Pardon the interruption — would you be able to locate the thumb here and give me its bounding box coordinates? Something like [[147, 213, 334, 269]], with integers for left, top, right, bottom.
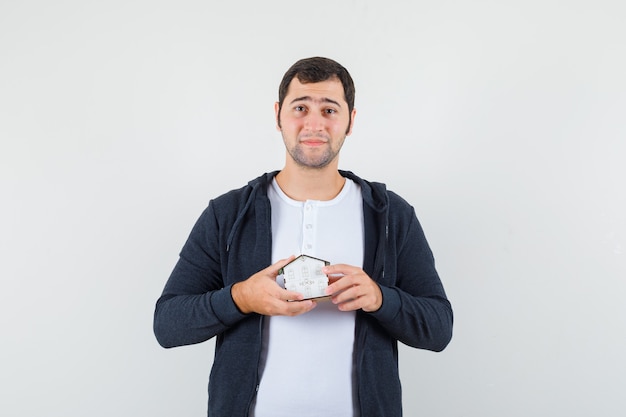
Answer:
[[268, 255, 296, 276]]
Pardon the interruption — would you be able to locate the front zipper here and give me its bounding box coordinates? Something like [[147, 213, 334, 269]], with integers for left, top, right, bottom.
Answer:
[[245, 315, 264, 415]]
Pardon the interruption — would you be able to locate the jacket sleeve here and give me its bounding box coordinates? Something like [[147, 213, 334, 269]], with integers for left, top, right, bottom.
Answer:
[[368, 205, 453, 352], [153, 202, 248, 348]]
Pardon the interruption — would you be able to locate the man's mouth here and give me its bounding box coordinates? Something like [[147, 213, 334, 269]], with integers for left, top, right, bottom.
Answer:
[[302, 140, 324, 146], [300, 137, 328, 146]]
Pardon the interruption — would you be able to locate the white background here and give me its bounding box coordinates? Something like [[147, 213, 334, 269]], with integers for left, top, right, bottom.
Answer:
[[1, 1, 625, 416]]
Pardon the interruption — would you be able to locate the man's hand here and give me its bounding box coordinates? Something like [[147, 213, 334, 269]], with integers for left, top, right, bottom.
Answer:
[[323, 264, 383, 312], [231, 256, 317, 316]]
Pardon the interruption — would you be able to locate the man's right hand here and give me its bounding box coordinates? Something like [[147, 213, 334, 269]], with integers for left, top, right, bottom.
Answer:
[[231, 256, 317, 316]]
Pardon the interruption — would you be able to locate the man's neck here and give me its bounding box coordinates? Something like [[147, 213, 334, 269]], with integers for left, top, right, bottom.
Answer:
[[275, 164, 346, 201]]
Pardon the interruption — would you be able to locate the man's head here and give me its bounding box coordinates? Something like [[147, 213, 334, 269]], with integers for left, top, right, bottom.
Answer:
[[276, 57, 355, 129], [274, 57, 357, 171]]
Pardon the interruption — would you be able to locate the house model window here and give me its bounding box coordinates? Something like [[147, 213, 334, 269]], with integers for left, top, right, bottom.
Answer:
[[278, 255, 330, 300]]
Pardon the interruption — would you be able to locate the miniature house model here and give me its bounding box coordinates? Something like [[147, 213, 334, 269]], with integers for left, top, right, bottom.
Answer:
[[279, 255, 330, 300]]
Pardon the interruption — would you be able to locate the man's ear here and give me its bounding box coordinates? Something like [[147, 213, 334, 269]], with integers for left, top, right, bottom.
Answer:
[[274, 102, 281, 130], [346, 108, 357, 136]]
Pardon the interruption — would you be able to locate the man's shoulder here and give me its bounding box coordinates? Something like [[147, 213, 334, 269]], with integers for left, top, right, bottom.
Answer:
[[209, 171, 276, 209], [385, 189, 413, 209], [342, 170, 413, 212]]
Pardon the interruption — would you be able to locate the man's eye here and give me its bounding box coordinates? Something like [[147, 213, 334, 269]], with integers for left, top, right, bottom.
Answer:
[[295, 106, 306, 112], [324, 108, 337, 114]]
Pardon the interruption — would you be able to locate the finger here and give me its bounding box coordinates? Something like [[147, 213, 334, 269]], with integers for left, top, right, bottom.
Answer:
[[266, 297, 316, 316], [266, 255, 297, 277], [325, 273, 359, 295], [284, 299, 316, 315], [336, 297, 367, 312], [271, 255, 296, 273], [329, 277, 373, 302], [330, 285, 358, 304], [281, 289, 305, 302], [332, 281, 382, 312], [323, 264, 356, 276]]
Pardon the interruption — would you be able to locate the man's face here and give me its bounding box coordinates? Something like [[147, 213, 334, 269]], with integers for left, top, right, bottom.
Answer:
[[275, 77, 356, 170]]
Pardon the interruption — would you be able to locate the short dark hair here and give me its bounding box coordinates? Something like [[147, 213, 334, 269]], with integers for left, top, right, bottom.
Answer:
[[277, 57, 356, 118]]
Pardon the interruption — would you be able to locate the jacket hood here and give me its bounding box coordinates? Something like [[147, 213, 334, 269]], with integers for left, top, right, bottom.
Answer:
[[226, 170, 389, 251], [246, 170, 389, 212]]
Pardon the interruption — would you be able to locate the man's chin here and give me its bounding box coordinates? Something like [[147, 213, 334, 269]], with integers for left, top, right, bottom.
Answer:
[[290, 149, 336, 169], [295, 160, 332, 170]]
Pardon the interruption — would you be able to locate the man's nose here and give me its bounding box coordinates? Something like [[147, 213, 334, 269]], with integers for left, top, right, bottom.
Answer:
[[304, 112, 324, 131]]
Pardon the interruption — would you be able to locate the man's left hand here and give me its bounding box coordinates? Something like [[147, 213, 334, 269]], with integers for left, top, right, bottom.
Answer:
[[323, 264, 382, 312]]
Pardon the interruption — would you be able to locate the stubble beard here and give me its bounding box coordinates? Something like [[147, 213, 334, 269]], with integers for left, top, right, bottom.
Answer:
[[286, 135, 345, 169]]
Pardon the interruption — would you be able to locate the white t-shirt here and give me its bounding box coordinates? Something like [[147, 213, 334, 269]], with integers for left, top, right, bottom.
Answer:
[[250, 178, 364, 417]]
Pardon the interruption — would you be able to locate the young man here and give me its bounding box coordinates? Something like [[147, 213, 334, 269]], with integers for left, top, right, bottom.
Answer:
[[154, 57, 453, 417]]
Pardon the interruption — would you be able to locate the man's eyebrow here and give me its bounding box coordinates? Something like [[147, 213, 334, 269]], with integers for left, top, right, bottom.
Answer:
[[289, 96, 342, 107]]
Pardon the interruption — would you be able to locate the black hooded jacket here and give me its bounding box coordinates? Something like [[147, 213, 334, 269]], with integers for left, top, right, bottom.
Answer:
[[154, 170, 453, 416]]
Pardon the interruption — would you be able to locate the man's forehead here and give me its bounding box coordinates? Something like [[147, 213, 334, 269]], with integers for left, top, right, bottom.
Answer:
[[285, 77, 346, 104]]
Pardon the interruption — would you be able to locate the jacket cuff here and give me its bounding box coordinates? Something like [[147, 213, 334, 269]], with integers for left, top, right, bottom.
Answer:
[[368, 285, 401, 322], [209, 284, 248, 327]]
